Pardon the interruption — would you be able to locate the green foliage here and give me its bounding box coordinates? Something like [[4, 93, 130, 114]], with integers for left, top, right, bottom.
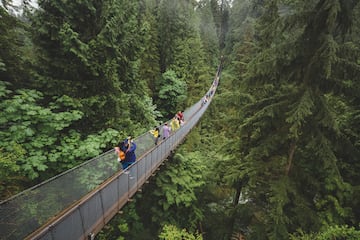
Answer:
[[138, 10, 161, 97], [159, 224, 203, 240], [196, 0, 220, 68], [218, 0, 360, 239], [0, 6, 30, 88], [0, 81, 122, 191], [96, 200, 150, 240], [290, 225, 360, 240], [30, 0, 157, 134], [157, 0, 215, 108], [2, 0, 221, 237], [0, 144, 25, 199], [157, 70, 187, 118], [123, 150, 207, 239], [0, 82, 81, 179]]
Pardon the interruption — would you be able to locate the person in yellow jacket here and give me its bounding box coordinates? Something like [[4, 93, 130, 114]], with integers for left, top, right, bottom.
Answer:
[[149, 127, 160, 145], [170, 117, 180, 132]]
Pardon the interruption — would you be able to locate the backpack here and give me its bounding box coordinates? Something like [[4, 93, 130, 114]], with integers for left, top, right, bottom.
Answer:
[[118, 150, 126, 161], [115, 146, 126, 161]]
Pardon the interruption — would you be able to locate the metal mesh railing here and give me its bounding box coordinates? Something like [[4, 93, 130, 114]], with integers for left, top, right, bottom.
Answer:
[[0, 65, 222, 240]]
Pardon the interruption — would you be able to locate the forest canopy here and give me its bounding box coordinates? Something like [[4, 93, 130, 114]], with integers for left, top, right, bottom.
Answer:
[[1, 0, 360, 239]]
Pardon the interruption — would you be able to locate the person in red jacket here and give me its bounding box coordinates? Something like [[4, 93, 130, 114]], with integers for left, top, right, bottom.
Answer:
[[176, 111, 184, 122]]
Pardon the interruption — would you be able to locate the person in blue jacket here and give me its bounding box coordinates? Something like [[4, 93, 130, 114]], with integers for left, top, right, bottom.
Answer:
[[119, 137, 137, 170]]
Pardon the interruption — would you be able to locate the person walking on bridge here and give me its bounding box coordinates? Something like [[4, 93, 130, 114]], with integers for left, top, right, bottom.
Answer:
[[150, 126, 160, 145], [170, 116, 180, 132], [162, 122, 171, 139], [119, 137, 137, 171]]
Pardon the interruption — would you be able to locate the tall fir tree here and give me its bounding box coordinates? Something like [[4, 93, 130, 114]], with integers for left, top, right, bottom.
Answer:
[[0, 6, 30, 89], [223, 0, 360, 238], [30, 0, 157, 135], [157, 0, 215, 110]]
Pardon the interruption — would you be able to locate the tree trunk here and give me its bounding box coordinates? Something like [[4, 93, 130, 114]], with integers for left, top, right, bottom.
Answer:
[[285, 141, 296, 176], [229, 180, 243, 237], [233, 181, 242, 206]]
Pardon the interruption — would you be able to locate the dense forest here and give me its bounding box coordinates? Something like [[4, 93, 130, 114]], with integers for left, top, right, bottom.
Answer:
[[1, 0, 360, 239]]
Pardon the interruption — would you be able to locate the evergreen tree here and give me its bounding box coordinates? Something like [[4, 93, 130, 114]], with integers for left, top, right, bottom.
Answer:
[[29, 0, 157, 135], [197, 0, 220, 68], [95, 0, 222, 237], [138, 8, 161, 98], [0, 0, 165, 196], [209, 0, 231, 49], [157, 70, 187, 119], [224, 0, 360, 238], [157, 0, 215, 108], [140, 151, 206, 237], [0, 6, 30, 89], [290, 225, 360, 240]]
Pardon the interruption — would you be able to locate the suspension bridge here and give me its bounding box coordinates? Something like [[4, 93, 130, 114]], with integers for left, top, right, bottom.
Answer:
[[0, 65, 222, 240]]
